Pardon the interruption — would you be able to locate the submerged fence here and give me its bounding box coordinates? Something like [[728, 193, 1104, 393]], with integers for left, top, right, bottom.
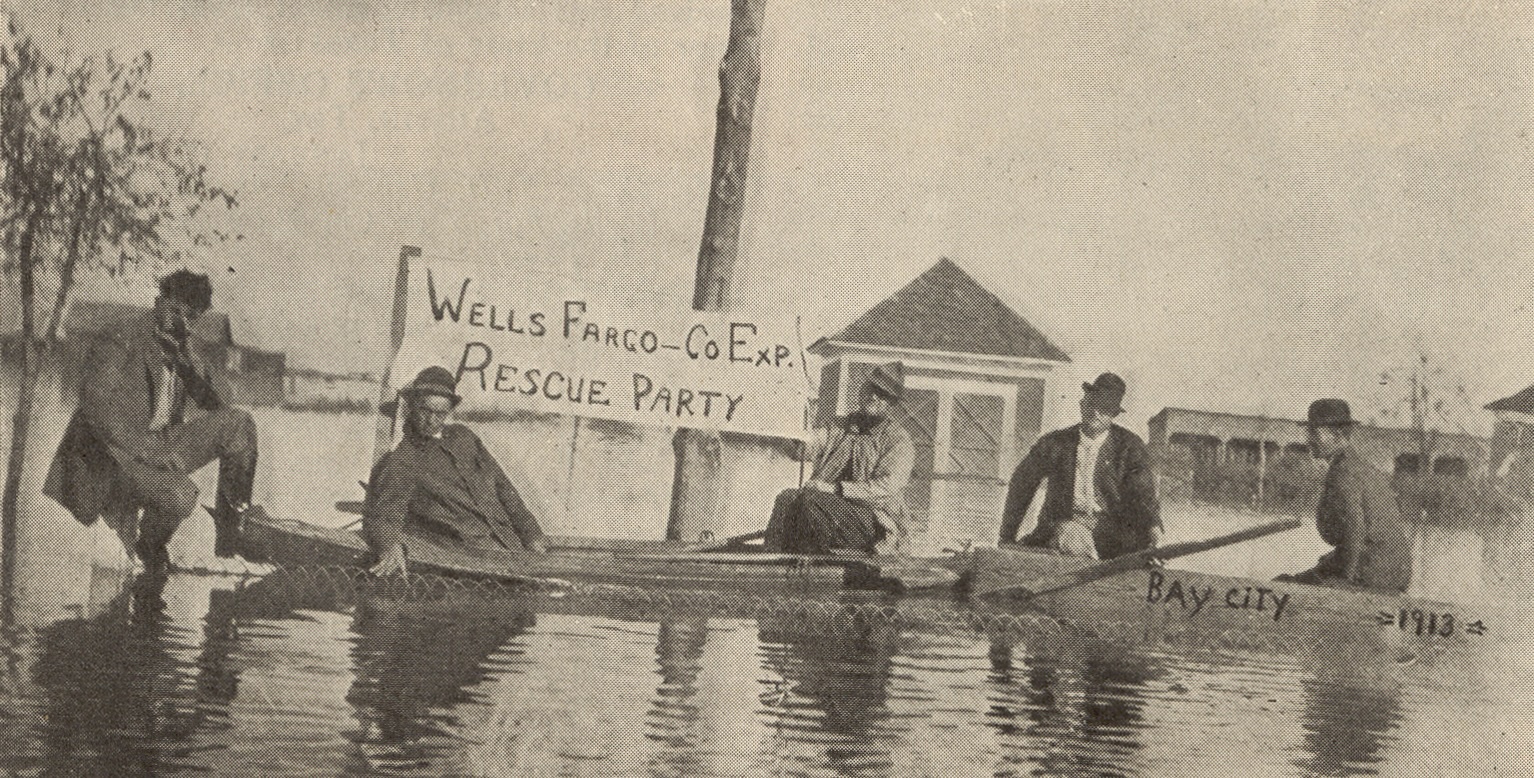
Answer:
[[134, 559, 1428, 664]]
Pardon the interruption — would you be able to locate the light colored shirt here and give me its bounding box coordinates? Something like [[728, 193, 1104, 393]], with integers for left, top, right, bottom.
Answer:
[[1073, 425, 1111, 514], [149, 364, 179, 431]]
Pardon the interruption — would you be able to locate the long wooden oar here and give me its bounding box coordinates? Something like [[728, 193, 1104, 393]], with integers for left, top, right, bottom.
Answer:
[[974, 517, 1302, 600]]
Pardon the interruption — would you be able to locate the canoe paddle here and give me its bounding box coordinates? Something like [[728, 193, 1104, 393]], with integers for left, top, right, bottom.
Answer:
[[973, 517, 1302, 600]]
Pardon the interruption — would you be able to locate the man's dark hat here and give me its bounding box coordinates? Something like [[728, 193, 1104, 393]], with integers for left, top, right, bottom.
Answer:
[[1302, 398, 1358, 428], [158, 268, 213, 313], [865, 361, 905, 402], [382, 366, 462, 415], [1081, 372, 1127, 414]]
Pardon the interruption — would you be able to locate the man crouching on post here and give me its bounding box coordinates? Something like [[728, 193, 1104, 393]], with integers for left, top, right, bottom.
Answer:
[[44, 269, 259, 575], [764, 362, 914, 556], [364, 366, 549, 575]]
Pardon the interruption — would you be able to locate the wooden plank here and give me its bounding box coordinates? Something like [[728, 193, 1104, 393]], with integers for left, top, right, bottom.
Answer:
[[239, 507, 854, 589], [543, 535, 686, 554], [372, 245, 419, 464], [616, 550, 867, 567]]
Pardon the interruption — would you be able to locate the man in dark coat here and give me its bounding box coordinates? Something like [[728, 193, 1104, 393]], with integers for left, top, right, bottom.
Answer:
[[44, 270, 258, 572], [364, 366, 549, 575], [1284, 399, 1412, 592], [999, 372, 1162, 560], [764, 362, 914, 556]]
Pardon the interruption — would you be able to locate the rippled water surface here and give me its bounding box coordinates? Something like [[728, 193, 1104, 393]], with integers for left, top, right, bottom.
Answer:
[[3, 412, 1533, 776], [3, 518, 1533, 778]]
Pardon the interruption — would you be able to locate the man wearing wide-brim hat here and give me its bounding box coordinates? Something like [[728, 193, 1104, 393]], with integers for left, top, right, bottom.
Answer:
[[999, 372, 1163, 560], [364, 366, 549, 575], [1281, 399, 1411, 592], [764, 362, 915, 555]]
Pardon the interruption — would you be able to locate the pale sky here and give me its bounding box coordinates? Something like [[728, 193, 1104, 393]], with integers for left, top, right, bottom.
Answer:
[[18, 0, 1534, 435]]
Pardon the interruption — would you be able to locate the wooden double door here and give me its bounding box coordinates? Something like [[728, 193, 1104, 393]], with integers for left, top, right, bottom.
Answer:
[[897, 378, 1017, 548]]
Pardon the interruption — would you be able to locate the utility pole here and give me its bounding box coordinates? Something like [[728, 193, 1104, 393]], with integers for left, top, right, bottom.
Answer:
[[666, 0, 767, 541]]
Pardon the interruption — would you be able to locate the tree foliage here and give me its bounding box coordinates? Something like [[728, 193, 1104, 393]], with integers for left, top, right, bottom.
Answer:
[[0, 19, 239, 613], [0, 21, 239, 339]]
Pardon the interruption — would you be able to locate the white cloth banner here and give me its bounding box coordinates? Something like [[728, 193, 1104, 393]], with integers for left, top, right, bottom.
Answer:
[[389, 255, 812, 438]]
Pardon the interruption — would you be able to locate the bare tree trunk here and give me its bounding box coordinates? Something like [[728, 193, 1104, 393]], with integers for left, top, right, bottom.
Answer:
[[45, 167, 99, 343], [2, 212, 41, 619], [0, 166, 90, 621], [666, 0, 767, 542]]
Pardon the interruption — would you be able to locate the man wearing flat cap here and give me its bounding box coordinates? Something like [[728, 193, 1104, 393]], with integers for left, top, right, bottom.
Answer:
[[1284, 399, 1411, 592], [764, 362, 915, 556], [999, 372, 1162, 560], [364, 366, 549, 575]]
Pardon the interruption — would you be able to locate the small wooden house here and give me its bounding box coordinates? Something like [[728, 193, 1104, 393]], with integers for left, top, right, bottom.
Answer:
[[1487, 385, 1534, 493], [809, 258, 1071, 549]]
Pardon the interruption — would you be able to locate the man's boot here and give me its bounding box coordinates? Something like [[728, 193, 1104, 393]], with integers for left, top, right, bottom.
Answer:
[[212, 450, 256, 559]]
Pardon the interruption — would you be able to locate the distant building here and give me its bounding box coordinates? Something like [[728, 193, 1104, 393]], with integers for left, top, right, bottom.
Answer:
[[1148, 407, 1488, 484], [69, 301, 289, 408], [283, 367, 379, 409], [1486, 384, 1534, 493], [226, 343, 286, 407], [1, 300, 287, 408], [8, 300, 234, 401], [65, 299, 231, 361], [809, 257, 1072, 548]]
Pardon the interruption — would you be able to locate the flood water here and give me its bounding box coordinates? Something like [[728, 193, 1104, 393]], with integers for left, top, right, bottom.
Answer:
[[3, 409, 1534, 776], [3, 513, 1534, 777]]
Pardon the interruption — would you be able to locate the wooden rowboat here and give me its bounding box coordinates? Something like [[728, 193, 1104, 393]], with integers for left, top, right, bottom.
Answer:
[[237, 506, 1493, 657], [966, 545, 1496, 658], [237, 505, 962, 593]]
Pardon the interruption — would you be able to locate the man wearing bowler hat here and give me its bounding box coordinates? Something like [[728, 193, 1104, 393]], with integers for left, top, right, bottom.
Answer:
[[999, 372, 1162, 560], [364, 366, 549, 575], [1284, 399, 1411, 592], [764, 362, 915, 556]]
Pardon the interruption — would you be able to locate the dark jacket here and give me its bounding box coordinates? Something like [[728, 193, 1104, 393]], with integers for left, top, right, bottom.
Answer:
[[44, 314, 227, 525], [363, 424, 545, 555], [1315, 447, 1412, 592], [999, 424, 1162, 558]]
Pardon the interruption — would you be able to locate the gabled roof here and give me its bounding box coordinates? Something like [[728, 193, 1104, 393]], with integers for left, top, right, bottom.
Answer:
[[1486, 384, 1534, 414], [818, 257, 1069, 362]]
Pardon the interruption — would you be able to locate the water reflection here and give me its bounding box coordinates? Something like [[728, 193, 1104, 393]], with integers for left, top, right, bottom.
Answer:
[[0, 533, 1519, 777], [758, 613, 899, 776], [986, 634, 1157, 777], [28, 574, 233, 776], [345, 590, 536, 774], [646, 616, 711, 776], [1296, 668, 1402, 777]]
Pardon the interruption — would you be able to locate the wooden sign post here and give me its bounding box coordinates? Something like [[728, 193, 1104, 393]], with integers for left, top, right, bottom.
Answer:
[[372, 245, 421, 464]]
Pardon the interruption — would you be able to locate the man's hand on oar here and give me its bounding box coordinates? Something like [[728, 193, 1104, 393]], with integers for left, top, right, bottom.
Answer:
[[1146, 525, 1167, 568]]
